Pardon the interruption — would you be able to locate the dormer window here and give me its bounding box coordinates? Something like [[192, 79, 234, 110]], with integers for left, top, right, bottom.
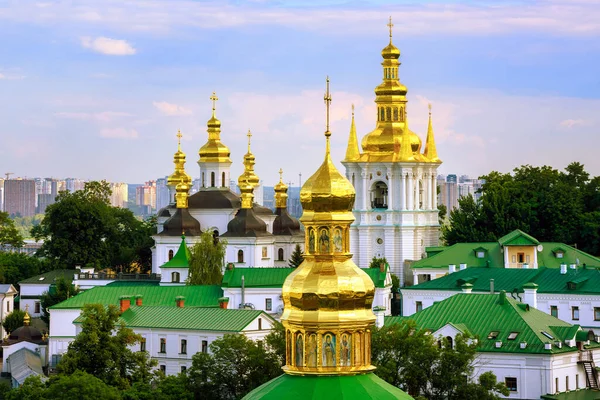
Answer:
[[487, 331, 499, 340], [556, 252, 564, 259], [552, 247, 566, 259], [473, 247, 488, 259], [476, 251, 485, 258], [507, 332, 519, 340]]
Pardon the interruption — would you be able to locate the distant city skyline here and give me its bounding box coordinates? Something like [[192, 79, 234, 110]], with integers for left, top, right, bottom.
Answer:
[[1, 1, 599, 184]]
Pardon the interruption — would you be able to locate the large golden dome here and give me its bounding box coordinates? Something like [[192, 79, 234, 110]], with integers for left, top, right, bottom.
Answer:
[[361, 123, 422, 154], [198, 92, 232, 163]]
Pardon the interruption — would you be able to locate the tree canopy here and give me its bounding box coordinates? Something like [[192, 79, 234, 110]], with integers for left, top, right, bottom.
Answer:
[[187, 229, 227, 285], [288, 244, 304, 268], [57, 303, 156, 389], [31, 181, 155, 271], [39, 277, 79, 325], [0, 211, 24, 248], [2, 309, 26, 335], [442, 162, 600, 255]]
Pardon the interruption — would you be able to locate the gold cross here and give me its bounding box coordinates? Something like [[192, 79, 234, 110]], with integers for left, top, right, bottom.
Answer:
[[387, 16, 394, 41], [210, 92, 218, 111], [176, 129, 182, 145], [247, 129, 252, 151], [279, 168, 283, 182], [324, 76, 332, 136]]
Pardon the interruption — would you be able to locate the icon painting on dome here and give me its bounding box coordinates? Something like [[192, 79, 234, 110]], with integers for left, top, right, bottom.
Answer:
[[295, 333, 304, 367], [340, 333, 351, 366], [309, 229, 315, 254], [307, 333, 317, 367], [322, 333, 336, 367], [333, 228, 343, 253], [319, 228, 330, 253]]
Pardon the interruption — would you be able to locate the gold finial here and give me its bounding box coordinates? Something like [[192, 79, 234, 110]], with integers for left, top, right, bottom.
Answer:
[[247, 129, 252, 152], [210, 92, 218, 115], [176, 129, 182, 149], [387, 16, 394, 43], [351, 103, 355, 117], [279, 168, 283, 183], [428, 103, 432, 115], [324, 76, 332, 139], [24, 304, 31, 326]]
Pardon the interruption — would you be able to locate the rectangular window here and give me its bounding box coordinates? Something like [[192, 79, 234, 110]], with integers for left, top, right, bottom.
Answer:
[[505, 377, 517, 392], [576, 374, 579, 389], [551, 306, 558, 318], [6, 301, 9, 312], [572, 306, 580, 321], [181, 366, 187, 373], [160, 338, 166, 353], [180, 339, 187, 354], [265, 298, 272, 311], [202, 340, 208, 353], [34, 302, 41, 314], [517, 253, 525, 263], [555, 377, 559, 393], [566, 376, 569, 391], [160, 365, 166, 374], [416, 301, 423, 313], [258, 318, 262, 330], [595, 307, 600, 321], [476, 251, 485, 258], [140, 338, 146, 352]]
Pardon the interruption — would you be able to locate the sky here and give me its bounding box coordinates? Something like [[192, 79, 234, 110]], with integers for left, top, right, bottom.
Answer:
[[1, 0, 599, 186]]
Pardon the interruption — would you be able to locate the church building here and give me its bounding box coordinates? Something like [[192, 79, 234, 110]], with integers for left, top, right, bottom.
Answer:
[[342, 19, 442, 285]]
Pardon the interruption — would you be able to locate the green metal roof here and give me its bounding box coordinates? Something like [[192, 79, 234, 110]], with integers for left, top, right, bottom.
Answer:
[[222, 268, 295, 288], [412, 236, 600, 271], [221, 267, 388, 289], [105, 281, 160, 287], [160, 237, 191, 269], [49, 285, 223, 309], [386, 293, 595, 354], [405, 266, 600, 295], [498, 229, 540, 246], [541, 390, 600, 400], [243, 372, 413, 400], [74, 306, 270, 332], [19, 269, 74, 284]]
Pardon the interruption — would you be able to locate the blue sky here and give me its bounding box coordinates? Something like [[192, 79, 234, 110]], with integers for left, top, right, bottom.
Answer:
[[1, 0, 599, 185]]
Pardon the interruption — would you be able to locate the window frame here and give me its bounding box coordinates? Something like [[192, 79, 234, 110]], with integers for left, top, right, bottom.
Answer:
[[140, 338, 146, 352], [507, 332, 519, 340], [572, 306, 580, 321], [416, 301, 423, 313], [159, 338, 167, 353], [550, 305, 558, 318], [505, 377, 517, 392], [180, 339, 187, 354], [595, 307, 600, 321], [34, 301, 41, 314], [265, 298, 272, 311], [487, 331, 499, 340], [202, 340, 208, 353]]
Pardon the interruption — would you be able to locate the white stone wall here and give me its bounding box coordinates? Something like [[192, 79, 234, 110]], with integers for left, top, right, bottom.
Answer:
[[223, 287, 283, 314]]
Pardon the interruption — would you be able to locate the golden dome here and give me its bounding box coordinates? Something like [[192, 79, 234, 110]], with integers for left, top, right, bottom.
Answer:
[[274, 168, 288, 209], [361, 123, 422, 154], [381, 42, 400, 59], [175, 179, 190, 209], [167, 130, 192, 188], [198, 92, 232, 163], [238, 130, 260, 188]]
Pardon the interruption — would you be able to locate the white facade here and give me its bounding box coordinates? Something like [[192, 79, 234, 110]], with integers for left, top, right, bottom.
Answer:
[[343, 163, 440, 284], [0, 285, 18, 338], [225, 237, 275, 268]]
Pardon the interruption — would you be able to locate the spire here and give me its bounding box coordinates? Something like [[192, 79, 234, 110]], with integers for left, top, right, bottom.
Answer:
[[167, 130, 192, 191], [424, 103, 441, 163], [399, 113, 415, 162], [324, 76, 332, 156], [274, 168, 288, 209], [199, 91, 232, 163], [344, 104, 361, 161]]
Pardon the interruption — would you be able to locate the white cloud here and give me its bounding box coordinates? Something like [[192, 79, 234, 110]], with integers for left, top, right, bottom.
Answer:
[[100, 127, 139, 139], [0, 72, 25, 80], [560, 119, 586, 128], [153, 101, 192, 116], [54, 111, 132, 122], [80, 36, 136, 55]]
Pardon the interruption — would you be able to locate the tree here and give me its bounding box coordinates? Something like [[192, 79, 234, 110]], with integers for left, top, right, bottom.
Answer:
[[0, 252, 49, 287], [0, 211, 24, 248], [3, 309, 26, 334], [57, 303, 156, 389], [187, 334, 282, 400], [3, 375, 47, 400], [368, 256, 388, 269], [39, 277, 79, 325], [265, 321, 286, 366], [32, 181, 154, 270], [287, 244, 304, 268], [45, 371, 121, 400], [372, 321, 508, 399], [187, 229, 227, 285]]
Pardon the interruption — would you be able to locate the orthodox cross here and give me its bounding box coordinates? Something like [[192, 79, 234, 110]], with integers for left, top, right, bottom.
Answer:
[[279, 168, 283, 183], [428, 103, 432, 115], [176, 129, 182, 146], [210, 92, 218, 112], [247, 129, 252, 152], [387, 16, 394, 41], [324, 76, 332, 137]]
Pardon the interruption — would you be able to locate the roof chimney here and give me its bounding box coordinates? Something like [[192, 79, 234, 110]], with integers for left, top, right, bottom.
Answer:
[[176, 296, 185, 308], [380, 262, 385, 273], [218, 297, 229, 309], [498, 290, 506, 305], [448, 264, 456, 274], [459, 263, 467, 271], [119, 296, 131, 313], [490, 279, 495, 294], [135, 295, 143, 307], [570, 264, 576, 270], [522, 282, 538, 309], [560, 264, 567, 274]]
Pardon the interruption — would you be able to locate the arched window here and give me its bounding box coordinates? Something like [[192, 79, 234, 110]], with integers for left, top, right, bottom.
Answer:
[[446, 336, 453, 349], [278, 248, 284, 261], [172, 272, 180, 283], [168, 249, 174, 260], [211, 172, 215, 187], [213, 230, 219, 245], [222, 172, 226, 187], [237, 249, 244, 263], [202, 172, 205, 187], [380, 108, 385, 121]]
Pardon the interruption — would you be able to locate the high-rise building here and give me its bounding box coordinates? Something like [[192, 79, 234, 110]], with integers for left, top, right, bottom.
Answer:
[[155, 177, 170, 211], [0, 179, 4, 212], [342, 27, 441, 283], [109, 182, 129, 208], [136, 181, 157, 211], [65, 178, 86, 193], [4, 179, 36, 217], [37, 193, 55, 214]]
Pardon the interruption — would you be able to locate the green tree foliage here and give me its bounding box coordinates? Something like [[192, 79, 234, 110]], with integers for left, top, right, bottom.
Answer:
[[372, 321, 508, 399], [122, 374, 193, 400], [187, 230, 227, 285], [10, 214, 44, 240], [32, 181, 155, 271], [3, 375, 47, 400], [442, 163, 600, 255], [391, 273, 400, 293], [39, 277, 79, 325], [0, 252, 49, 286], [187, 334, 282, 400], [368, 256, 388, 269], [288, 244, 304, 268], [265, 321, 286, 365], [437, 203, 447, 225], [57, 304, 156, 389], [2, 309, 26, 334], [0, 211, 24, 248]]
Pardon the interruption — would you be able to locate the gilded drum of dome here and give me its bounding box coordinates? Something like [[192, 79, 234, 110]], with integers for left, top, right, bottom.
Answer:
[[361, 124, 422, 154]]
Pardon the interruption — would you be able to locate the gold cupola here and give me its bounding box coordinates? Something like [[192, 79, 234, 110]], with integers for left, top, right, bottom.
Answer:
[[424, 104, 441, 163], [239, 130, 260, 189], [167, 130, 192, 192], [274, 168, 288, 209], [175, 179, 190, 209], [198, 92, 232, 163], [343, 104, 360, 162], [237, 145, 258, 209], [361, 17, 422, 159], [281, 77, 376, 376]]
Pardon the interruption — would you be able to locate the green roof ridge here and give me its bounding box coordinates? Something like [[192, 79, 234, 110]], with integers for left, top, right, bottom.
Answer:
[[498, 229, 540, 246]]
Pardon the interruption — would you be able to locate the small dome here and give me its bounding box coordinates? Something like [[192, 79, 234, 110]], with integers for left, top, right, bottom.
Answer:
[[381, 42, 400, 59], [9, 325, 43, 344], [221, 209, 271, 238], [253, 203, 273, 216], [272, 208, 302, 236], [157, 207, 172, 218]]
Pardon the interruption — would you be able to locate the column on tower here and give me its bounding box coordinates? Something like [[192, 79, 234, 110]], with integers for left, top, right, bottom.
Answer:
[[400, 172, 406, 211], [387, 170, 394, 213], [407, 172, 414, 210], [414, 173, 420, 210]]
